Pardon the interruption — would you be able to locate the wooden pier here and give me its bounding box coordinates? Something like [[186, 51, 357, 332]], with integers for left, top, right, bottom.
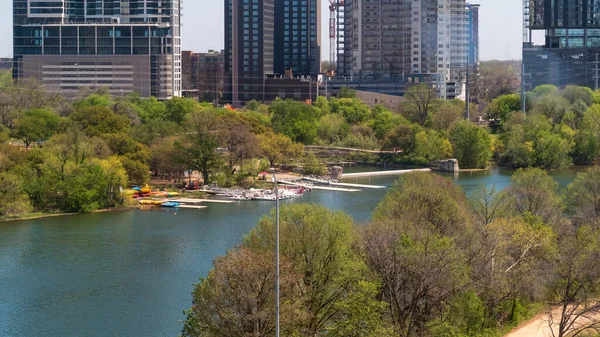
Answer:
[[342, 168, 431, 178]]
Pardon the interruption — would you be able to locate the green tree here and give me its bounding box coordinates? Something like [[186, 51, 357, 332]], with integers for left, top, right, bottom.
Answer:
[[317, 113, 349, 144], [129, 119, 181, 146], [181, 247, 304, 337], [165, 97, 200, 124], [449, 121, 492, 169], [175, 110, 222, 184], [369, 108, 409, 141], [302, 152, 327, 176], [314, 96, 331, 115], [258, 132, 304, 167], [270, 98, 319, 144], [565, 166, 600, 223], [70, 105, 130, 136], [361, 219, 469, 337], [245, 204, 367, 336], [504, 168, 562, 225], [532, 132, 572, 169], [136, 96, 167, 122], [11, 109, 61, 150], [532, 95, 571, 125], [431, 101, 464, 132], [374, 172, 473, 237], [329, 97, 372, 124], [484, 94, 522, 121], [530, 84, 559, 101], [561, 85, 595, 106], [0, 172, 32, 218]]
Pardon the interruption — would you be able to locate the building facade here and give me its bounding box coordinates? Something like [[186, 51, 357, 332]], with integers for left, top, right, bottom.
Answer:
[[274, 0, 321, 76], [197, 50, 225, 102], [225, 0, 275, 104], [182, 50, 225, 101], [466, 3, 480, 66], [13, 0, 181, 99], [336, 0, 469, 99], [225, 0, 321, 105], [524, 0, 600, 89]]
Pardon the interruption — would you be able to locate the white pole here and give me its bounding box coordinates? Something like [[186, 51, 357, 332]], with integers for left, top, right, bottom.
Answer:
[[271, 167, 280, 337]]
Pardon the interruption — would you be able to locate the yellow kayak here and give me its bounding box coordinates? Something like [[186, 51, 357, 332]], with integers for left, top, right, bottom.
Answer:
[[139, 199, 163, 206]]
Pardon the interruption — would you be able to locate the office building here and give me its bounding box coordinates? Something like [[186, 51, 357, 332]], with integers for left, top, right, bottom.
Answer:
[[524, 0, 600, 89], [274, 0, 321, 76], [13, 0, 182, 99]]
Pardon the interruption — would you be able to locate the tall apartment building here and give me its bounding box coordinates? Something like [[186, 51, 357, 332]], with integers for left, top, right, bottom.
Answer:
[[337, 0, 469, 99], [437, 0, 468, 99], [274, 0, 321, 76], [225, 0, 321, 105], [13, 0, 182, 99], [225, 0, 275, 104]]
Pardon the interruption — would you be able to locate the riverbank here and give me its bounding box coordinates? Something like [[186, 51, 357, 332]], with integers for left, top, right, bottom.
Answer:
[[0, 207, 131, 224]]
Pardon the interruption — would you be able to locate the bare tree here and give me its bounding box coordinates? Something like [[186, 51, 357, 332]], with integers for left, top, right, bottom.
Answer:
[[471, 61, 520, 105], [548, 225, 600, 337], [399, 84, 439, 126]]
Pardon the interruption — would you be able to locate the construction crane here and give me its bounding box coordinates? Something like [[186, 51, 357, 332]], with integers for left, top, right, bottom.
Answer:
[[328, 0, 344, 75]]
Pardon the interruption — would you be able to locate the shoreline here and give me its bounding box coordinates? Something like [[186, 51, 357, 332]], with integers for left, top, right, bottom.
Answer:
[[0, 207, 132, 224]]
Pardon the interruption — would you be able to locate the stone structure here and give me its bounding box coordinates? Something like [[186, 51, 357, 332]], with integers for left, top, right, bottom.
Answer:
[[430, 159, 460, 173], [330, 166, 344, 181]]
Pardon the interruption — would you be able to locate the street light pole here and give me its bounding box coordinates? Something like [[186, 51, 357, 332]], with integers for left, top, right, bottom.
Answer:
[[271, 167, 280, 337]]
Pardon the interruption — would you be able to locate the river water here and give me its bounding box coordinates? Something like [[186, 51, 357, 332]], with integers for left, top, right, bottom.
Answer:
[[0, 167, 584, 337]]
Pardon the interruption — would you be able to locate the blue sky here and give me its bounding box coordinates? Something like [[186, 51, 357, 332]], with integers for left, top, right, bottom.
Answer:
[[0, 0, 541, 60]]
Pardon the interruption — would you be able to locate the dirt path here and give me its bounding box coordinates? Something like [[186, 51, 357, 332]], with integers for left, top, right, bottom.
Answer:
[[504, 314, 556, 337]]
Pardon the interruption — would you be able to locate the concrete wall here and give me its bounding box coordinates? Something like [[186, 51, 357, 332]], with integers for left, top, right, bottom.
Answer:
[[354, 90, 404, 109], [22, 55, 152, 97]]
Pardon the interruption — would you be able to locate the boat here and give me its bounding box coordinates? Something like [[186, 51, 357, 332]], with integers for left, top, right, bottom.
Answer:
[[139, 199, 164, 206], [228, 194, 249, 201], [161, 201, 181, 208]]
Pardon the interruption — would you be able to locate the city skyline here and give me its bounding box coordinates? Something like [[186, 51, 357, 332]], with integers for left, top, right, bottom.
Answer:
[[1, 0, 540, 61]]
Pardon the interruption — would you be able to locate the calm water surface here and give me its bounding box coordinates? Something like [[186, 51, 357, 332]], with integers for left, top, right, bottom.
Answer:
[[0, 167, 583, 337]]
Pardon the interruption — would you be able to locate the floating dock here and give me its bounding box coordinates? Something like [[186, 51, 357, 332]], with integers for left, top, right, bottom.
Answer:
[[279, 180, 361, 192], [169, 198, 235, 204], [342, 168, 431, 178], [302, 176, 385, 189], [177, 205, 208, 209]]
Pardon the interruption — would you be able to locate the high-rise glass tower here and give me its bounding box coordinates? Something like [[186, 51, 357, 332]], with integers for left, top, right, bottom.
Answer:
[[13, 0, 182, 99]]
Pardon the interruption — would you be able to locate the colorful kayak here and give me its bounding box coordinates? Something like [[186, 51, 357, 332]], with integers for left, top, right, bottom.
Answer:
[[161, 201, 180, 208]]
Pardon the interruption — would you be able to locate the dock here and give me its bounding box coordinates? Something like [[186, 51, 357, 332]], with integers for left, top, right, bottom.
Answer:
[[342, 168, 431, 178], [177, 205, 208, 209], [170, 198, 235, 204], [279, 180, 361, 192], [302, 176, 386, 189]]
